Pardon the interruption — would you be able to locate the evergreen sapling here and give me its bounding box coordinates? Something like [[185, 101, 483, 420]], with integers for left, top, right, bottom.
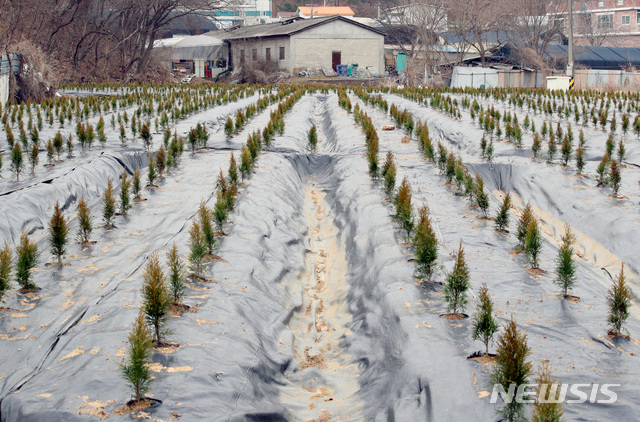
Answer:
[[472, 283, 499, 355], [76, 197, 93, 243], [121, 311, 153, 403], [443, 242, 470, 315], [49, 201, 69, 265]]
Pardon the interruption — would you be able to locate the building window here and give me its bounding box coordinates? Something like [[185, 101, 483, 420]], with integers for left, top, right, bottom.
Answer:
[[240, 49, 245, 64], [617, 0, 623, 5], [622, 15, 630, 24], [597, 13, 613, 29], [597, 0, 604, 6], [279, 46, 285, 60], [252, 49, 258, 61], [637, 10, 640, 23], [266, 48, 271, 61]]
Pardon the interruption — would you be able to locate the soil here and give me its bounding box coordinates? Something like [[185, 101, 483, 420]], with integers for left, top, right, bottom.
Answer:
[[467, 352, 497, 365], [607, 331, 631, 340], [564, 294, 581, 303], [113, 398, 161, 415], [170, 303, 191, 315], [526, 268, 546, 275], [440, 313, 469, 320]]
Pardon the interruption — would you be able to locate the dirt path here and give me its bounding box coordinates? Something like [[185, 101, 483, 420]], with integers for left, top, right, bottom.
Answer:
[[279, 181, 363, 422]]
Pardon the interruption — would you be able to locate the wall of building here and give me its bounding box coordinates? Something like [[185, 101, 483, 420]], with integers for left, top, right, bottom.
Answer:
[[554, 0, 640, 47], [229, 36, 291, 71], [290, 20, 384, 73]]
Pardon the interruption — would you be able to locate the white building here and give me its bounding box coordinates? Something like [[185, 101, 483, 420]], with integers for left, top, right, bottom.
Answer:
[[205, 0, 274, 27], [224, 15, 385, 74]]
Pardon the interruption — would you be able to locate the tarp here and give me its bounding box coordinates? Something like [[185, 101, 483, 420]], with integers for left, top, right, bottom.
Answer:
[[1, 88, 639, 422]]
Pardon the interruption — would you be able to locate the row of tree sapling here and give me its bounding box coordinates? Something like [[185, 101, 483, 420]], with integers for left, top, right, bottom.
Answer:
[[349, 89, 638, 421], [119, 88, 308, 409], [0, 84, 267, 182]]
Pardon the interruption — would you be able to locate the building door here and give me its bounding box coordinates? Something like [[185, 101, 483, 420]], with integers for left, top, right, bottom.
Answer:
[[332, 52, 341, 72]]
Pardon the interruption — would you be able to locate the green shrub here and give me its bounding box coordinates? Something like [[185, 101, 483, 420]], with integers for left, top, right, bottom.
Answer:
[[472, 283, 499, 355], [167, 242, 185, 304], [188, 221, 206, 279], [516, 202, 533, 251], [607, 264, 631, 336], [525, 218, 542, 269], [53, 131, 64, 160], [224, 116, 234, 138], [228, 152, 238, 184], [531, 364, 564, 422], [474, 174, 490, 217], [382, 152, 396, 198], [120, 172, 132, 215], [0, 242, 13, 300], [147, 154, 156, 187], [15, 232, 39, 290], [142, 252, 171, 343], [596, 152, 610, 185], [560, 135, 572, 166], [29, 143, 39, 174], [11, 143, 24, 181], [213, 191, 228, 235], [494, 192, 511, 231], [132, 170, 141, 199], [576, 146, 585, 174], [156, 146, 166, 175], [395, 176, 414, 237], [443, 242, 470, 315], [610, 159, 621, 195], [76, 197, 93, 243], [491, 318, 532, 422], [46, 139, 55, 165], [413, 204, 438, 282], [121, 311, 153, 403], [103, 178, 117, 227], [49, 201, 69, 265], [240, 145, 251, 180], [554, 224, 576, 298], [308, 125, 318, 152], [198, 202, 216, 256], [141, 124, 151, 150]]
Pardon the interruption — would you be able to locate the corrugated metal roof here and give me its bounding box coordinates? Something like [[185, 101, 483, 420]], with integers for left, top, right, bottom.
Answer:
[[545, 44, 640, 69], [297, 6, 355, 16], [223, 15, 384, 40]]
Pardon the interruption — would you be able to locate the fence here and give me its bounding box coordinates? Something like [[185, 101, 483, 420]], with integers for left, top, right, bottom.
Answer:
[[450, 66, 546, 89], [573, 69, 640, 90], [451, 66, 640, 90]]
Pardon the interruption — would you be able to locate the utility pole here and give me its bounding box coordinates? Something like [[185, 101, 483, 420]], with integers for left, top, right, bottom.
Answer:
[[305, 1, 315, 18], [567, 0, 574, 77]]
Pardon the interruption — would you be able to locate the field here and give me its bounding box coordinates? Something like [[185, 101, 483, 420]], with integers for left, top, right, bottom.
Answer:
[[0, 84, 638, 421]]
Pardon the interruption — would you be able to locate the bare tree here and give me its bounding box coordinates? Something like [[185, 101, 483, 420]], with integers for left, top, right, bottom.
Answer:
[[446, 0, 514, 67], [0, 0, 221, 82], [505, 0, 565, 69], [378, 0, 449, 78]]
